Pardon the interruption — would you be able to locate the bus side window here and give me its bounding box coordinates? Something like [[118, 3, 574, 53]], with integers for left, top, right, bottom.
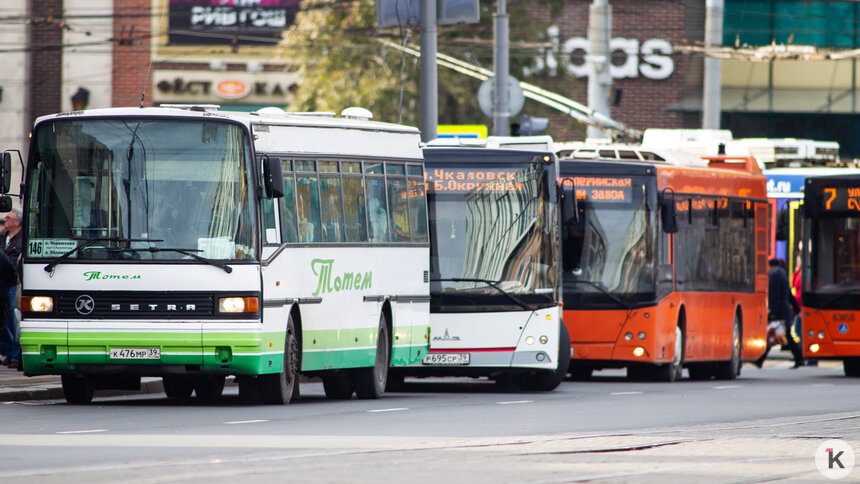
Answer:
[[387, 171, 411, 242], [366, 177, 389, 243], [281, 169, 299, 243], [319, 175, 344, 242], [343, 176, 368, 242], [408, 168, 428, 242], [296, 174, 322, 243]]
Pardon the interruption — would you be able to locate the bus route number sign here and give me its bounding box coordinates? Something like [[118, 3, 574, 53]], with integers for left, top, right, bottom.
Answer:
[[562, 176, 632, 203], [822, 186, 860, 212], [425, 168, 524, 193]]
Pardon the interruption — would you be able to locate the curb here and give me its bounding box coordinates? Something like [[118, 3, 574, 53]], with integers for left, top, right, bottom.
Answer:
[[0, 377, 166, 403]]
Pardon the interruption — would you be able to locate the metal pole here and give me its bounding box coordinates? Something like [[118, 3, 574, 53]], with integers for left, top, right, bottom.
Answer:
[[493, 0, 510, 136], [703, 0, 724, 129], [420, 0, 438, 142], [587, 0, 611, 140]]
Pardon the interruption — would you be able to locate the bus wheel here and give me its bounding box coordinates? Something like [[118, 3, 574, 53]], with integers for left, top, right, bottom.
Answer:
[[194, 376, 225, 400], [323, 372, 353, 399], [261, 315, 299, 404], [715, 316, 741, 380], [844, 358, 860, 377], [513, 321, 571, 391], [162, 376, 194, 399], [61, 375, 94, 404], [354, 313, 390, 399], [653, 325, 684, 382]]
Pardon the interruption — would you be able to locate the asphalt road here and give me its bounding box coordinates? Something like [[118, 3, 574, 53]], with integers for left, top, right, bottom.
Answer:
[[1, 360, 858, 483]]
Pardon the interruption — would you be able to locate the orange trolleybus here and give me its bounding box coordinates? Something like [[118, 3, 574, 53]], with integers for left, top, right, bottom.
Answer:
[[559, 154, 769, 381], [801, 174, 860, 376]]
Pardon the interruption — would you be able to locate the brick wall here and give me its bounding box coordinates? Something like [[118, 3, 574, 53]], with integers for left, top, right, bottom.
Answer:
[[29, 0, 64, 125], [113, 0, 152, 107], [521, 0, 702, 141]]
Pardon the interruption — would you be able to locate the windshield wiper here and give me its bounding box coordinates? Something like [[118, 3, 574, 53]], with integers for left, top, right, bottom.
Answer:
[[566, 279, 630, 309], [431, 277, 532, 311], [108, 247, 232, 273], [819, 288, 860, 309], [44, 237, 163, 273]]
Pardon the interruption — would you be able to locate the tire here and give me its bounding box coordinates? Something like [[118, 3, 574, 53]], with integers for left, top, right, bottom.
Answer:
[[354, 313, 391, 399], [513, 321, 571, 391], [194, 376, 226, 400], [163, 376, 195, 399], [653, 325, 684, 382], [323, 371, 353, 399], [844, 357, 860, 377], [714, 315, 741, 380], [260, 315, 299, 404], [61, 375, 94, 404]]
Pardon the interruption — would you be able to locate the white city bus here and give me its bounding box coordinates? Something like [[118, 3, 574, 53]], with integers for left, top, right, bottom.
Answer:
[[9, 105, 429, 404], [390, 139, 569, 390]]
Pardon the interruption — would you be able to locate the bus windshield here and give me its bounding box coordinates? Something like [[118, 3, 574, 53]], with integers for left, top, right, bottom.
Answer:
[[807, 215, 860, 297], [26, 118, 257, 261], [561, 175, 657, 307], [427, 160, 557, 312]]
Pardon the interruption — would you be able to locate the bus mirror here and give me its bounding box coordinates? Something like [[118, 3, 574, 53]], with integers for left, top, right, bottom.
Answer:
[[560, 180, 579, 224], [660, 192, 678, 234], [0, 151, 11, 194], [0, 196, 11, 213], [263, 156, 284, 198]]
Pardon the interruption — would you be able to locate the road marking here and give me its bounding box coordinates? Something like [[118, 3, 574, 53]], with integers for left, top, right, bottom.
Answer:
[[367, 408, 408, 413], [496, 400, 534, 405], [610, 392, 643, 395], [224, 420, 269, 425], [56, 429, 108, 434], [713, 385, 742, 390]]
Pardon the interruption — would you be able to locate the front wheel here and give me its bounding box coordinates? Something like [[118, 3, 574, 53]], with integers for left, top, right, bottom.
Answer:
[[513, 321, 571, 391], [260, 315, 299, 404], [61, 375, 94, 404], [653, 325, 684, 382], [714, 315, 741, 380], [354, 313, 390, 399]]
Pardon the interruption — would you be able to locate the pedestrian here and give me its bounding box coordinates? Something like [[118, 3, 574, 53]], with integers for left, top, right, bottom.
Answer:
[[755, 258, 804, 368], [0, 247, 19, 368], [0, 208, 21, 368]]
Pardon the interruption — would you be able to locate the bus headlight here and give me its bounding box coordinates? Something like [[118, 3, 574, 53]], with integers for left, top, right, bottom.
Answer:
[[525, 336, 535, 345], [818, 331, 826, 340], [808, 330, 815, 338], [218, 297, 259, 314], [539, 335, 548, 344], [633, 347, 645, 357], [624, 332, 633, 341], [23, 296, 54, 312], [638, 332, 646, 340]]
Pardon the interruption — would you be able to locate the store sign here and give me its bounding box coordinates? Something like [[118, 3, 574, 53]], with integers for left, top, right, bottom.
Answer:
[[169, 0, 300, 46], [528, 27, 675, 80], [153, 70, 300, 104]]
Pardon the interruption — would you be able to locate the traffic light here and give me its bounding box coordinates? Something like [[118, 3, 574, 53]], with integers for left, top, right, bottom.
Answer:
[[518, 114, 549, 136]]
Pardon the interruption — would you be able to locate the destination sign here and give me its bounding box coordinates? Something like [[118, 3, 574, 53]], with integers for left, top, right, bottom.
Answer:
[[560, 176, 633, 203], [821, 186, 860, 212], [425, 167, 525, 193]]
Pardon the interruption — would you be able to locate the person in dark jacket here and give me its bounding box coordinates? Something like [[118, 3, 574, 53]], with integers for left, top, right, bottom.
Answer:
[[755, 258, 804, 368], [0, 248, 19, 367], [0, 208, 21, 368]]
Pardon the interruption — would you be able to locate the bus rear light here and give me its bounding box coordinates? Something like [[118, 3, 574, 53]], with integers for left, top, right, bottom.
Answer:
[[633, 347, 645, 357], [809, 344, 820, 353], [23, 296, 53, 312], [218, 297, 259, 313]]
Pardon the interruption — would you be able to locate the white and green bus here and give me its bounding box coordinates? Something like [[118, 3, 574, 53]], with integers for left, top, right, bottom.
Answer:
[[8, 105, 429, 404]]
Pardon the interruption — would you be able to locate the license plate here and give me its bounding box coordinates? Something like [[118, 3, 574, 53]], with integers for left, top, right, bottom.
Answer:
[[422, 353, 470, 365], [109, 348, 161, 360]]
